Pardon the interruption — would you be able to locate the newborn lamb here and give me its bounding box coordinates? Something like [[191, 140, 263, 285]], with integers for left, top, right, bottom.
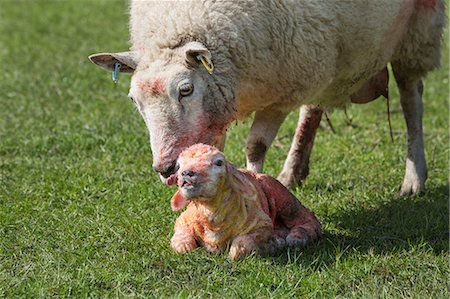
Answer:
[[170, 144, 321, 260]]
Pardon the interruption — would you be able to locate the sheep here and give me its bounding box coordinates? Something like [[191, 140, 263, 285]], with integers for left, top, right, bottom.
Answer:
[[89, 0, 446, 196], [170, 144, 321, 260]]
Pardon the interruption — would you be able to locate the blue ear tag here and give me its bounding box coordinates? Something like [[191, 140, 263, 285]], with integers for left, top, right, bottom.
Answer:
[[112, 63, 121, 83]]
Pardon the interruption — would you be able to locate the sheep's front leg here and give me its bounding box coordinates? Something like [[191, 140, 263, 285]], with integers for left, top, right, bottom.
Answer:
[[278, 105, 322, 188], [246, 109, 287, 173]]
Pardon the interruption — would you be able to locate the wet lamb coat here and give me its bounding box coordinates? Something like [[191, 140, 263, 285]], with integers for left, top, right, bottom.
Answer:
[[170, 144, 321, 260]]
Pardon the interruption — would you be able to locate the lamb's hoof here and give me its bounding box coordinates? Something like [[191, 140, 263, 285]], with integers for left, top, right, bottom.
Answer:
[[171, 235, 197, 254], [286, 227, 311, 248], [204, 243, 223, 254], [400, 176, 425, 196], [258, 235, 286, 256], [230, 244, 253, 260], [286, 235, 308, 248]]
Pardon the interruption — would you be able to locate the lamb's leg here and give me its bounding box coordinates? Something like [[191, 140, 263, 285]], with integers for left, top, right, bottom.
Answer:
[[171, 229, 198, 253], [257, 175, 322, 248], [171, 215, 198, 254], [280, 194, 322, 248], [246, 109, 287, 172], [229, 224, 273, 260], [278, 105, 322, 188], [393, 67, 427, 196], [257, 227, 289, 256]]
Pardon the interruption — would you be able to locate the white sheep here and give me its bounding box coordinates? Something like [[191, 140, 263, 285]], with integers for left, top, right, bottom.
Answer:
[[89, 0, 446, 196]]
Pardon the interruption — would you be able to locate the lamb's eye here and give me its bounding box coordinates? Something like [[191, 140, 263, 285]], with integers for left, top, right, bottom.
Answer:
[[214, 160, 224, 167], [179, 83, 194, 97]]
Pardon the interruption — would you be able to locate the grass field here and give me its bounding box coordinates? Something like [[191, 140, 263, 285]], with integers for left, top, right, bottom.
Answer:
[[0, 1, 448, 297]]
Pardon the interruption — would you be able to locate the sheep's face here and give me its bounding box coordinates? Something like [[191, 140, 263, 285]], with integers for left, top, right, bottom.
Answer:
[[90, 42, 234, 185], [175, 144, 228, 200]]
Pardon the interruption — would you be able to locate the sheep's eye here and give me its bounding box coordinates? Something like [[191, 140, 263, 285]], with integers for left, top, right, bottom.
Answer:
[[214, 160, 224, 167], [179, 83, 194, 97]]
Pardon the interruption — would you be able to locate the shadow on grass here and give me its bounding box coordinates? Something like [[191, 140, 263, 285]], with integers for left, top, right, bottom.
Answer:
[[268, 184, 449, 266]]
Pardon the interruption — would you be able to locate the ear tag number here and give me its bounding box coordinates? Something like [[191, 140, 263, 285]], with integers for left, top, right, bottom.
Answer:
[[112, 63, 121, 83], [196, 54, 214, 74]]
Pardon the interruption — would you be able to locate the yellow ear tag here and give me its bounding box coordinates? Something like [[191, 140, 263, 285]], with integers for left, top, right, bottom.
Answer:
[[196, 54, 214, 74]]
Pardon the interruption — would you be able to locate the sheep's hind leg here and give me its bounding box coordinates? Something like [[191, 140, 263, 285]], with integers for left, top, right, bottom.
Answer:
[[278, 105, 322, 188], [393, 66, 427, 196], [246, 109, 287, 173]]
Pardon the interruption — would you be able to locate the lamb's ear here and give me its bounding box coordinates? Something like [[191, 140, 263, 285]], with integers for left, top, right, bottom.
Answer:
[[171, 190, 188, 212], [88, 51, 139, 73], [227, 164, 257, 200], [184, 42, 214, 73]]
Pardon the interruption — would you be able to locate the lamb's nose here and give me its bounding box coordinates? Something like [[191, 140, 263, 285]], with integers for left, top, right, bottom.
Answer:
[[182, 170, 196, 177]]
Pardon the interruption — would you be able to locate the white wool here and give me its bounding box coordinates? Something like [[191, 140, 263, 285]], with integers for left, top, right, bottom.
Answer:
[[129, 0, 445, 113]]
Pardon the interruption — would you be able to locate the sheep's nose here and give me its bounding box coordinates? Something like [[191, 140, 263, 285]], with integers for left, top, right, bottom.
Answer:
[[153, 161, 177, 178], [182, 170, 196, 177]]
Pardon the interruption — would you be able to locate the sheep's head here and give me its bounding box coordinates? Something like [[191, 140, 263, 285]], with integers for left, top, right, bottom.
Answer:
[[89, 42, 236, 185]]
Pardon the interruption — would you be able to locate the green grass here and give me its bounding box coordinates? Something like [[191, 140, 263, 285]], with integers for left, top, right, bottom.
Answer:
[[0, 1, 448, 297]]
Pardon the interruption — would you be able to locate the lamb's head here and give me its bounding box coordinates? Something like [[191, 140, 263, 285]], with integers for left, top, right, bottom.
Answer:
[[170, 144, 232, 211], [89, 42, 236, 185]]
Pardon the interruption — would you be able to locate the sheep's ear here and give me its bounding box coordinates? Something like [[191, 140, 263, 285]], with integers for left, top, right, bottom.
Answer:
[[171, 191, 188, 212], [88, 51, 139, 73], [184, 42, 214, 73]]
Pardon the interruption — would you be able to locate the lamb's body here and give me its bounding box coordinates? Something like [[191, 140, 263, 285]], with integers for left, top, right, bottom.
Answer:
[[170, 144, 321, 260]]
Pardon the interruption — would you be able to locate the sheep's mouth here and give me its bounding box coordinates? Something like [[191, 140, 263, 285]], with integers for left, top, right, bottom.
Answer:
[[159, 161, 180, 186]]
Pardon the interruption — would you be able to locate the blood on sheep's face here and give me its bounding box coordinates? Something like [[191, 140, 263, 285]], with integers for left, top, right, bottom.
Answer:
[[138, 78, 166, 96], [128, 62, 230, 185]]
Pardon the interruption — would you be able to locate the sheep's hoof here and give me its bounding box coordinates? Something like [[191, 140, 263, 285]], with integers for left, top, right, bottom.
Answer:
[[277, 172, 296, 189], [400, 174, 425, 196]]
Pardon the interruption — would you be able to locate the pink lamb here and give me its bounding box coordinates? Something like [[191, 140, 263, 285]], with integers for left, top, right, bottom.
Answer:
[[170, 144, 321, 260]]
